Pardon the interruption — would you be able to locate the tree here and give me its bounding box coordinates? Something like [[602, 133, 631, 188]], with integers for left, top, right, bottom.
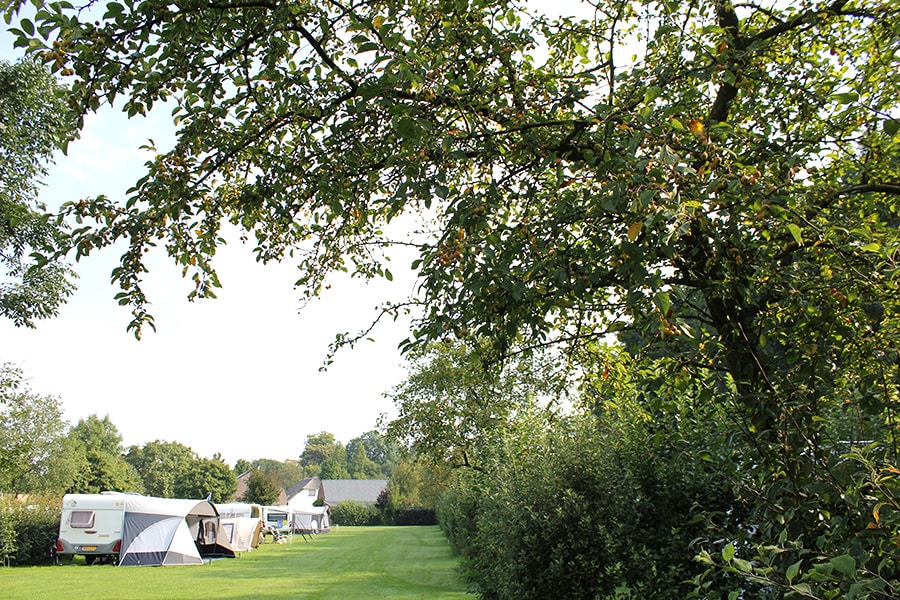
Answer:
[[299, 432, 341, 469], [242, 468, 282, 506], [0, 57, 77, 327], [0, 363, 76, 494], [386, 340, 569, 470], [318, 444, 350, 480], [250, 457, 305, 488], [9, 0, 900, 594], [346, 430, 400, 478], [172, 453, 237, 503], [386, 456, 448, 510], [233, 458, 251, 475], [346, 442, 381, 479], [67, 414, 142, 493], [124, 440, 197, 498]]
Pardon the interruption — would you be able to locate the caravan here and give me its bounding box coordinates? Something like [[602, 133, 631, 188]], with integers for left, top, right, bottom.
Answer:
[[56, 492, 127, 564], [261, 505, 292, 533], [56, 493, 235, 566]]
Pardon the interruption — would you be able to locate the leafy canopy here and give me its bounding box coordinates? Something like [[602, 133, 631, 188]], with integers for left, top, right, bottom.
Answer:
[[0, 57, 77, 326], [5, 1, 900, 593], [3, 0, 896, 370]]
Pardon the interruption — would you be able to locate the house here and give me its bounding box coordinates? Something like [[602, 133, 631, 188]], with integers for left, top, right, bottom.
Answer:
[[284, 477, 325, 511], [283, 478, 329, 533], [321, 480, 388, 507]]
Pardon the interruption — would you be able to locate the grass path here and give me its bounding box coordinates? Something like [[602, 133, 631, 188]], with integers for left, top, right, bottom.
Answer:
[[0, 526, 471, 600]]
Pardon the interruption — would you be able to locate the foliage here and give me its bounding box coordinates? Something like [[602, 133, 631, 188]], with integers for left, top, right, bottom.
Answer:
[[0, 364, 76, 494], [124, 440, 197, 498], [0, 494, 60, 567], [299, 432, 342, 469], [386, 340, 569, 470], [66, 414, 142, 494], [250, 458, 305, 490], [172, 453, 237, 503], [0, 57, 77, 327], [385, 456, 450, 511], [318, 444, 350, 480], [242, 468, 282, 506], [301, 430, 398, 479], [346, 430, 401, 478], [391, 507, 437, 526], [436, 388, 739, 600], [330, 500, 380, 527], [6, 0, 900, 594], [346, 442, 382, 479]]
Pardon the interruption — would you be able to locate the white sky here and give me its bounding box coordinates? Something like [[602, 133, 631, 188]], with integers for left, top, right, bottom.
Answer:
[[0, 34, 418, 466]]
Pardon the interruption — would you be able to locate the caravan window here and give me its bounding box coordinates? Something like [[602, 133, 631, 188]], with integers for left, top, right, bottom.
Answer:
[[69, 510, 95, 528], [267, 512, 288, 527]]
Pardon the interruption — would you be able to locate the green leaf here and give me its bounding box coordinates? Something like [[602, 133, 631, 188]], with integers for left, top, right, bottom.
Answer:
[[786, 559, 802, 582], [654, 291, 670, 315], [722, 543, 735, 563], [832, 91, 859, 104], [830, 554, 855, 576], [644, 86, 662, 104], [732, 558, 753, 573], [787, 223, 803, 245], [885, 119, 900, 136], [860, 242, 880, 252]]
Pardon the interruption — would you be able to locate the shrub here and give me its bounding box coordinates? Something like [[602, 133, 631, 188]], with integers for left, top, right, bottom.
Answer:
[[437, 410, 738, 600], [393, 507, 437, 526], [0, 495, 60, 566], [330, 501, 380, 526]]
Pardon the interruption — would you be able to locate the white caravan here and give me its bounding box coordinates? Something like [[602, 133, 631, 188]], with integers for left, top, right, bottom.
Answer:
[[56, 492, 127, 564]]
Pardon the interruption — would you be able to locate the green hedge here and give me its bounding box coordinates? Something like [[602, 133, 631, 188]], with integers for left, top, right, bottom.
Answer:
[[0, 495, 60, 566], [437, 413, 738, 599], [392, 507, 437, 526], [330, 501, 380, 526]]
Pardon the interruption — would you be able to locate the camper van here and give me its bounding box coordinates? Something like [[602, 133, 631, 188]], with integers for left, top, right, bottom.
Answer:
[[56, 493, 126, 564], [261, 506, 292, 532]]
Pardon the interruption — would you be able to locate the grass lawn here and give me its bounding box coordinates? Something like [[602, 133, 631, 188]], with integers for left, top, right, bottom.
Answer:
[[0, 526, 471, 600]]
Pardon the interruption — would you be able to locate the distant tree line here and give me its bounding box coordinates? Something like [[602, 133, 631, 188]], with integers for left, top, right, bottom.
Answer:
[[1, 363, 438, 514]]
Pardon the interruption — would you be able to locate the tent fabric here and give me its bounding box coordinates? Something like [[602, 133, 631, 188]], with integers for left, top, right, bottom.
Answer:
[[118, 496, 234, 567], [292, 506, 330, 533], [221, 517, 262, 552]]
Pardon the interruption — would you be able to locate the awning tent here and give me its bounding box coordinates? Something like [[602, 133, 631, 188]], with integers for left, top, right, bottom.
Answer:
[[292, 506, 330, 533], [119, 496, 235, 566], [220, 517, 263, 552]]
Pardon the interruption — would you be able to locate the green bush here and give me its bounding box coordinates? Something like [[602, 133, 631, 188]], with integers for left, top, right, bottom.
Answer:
[[330, 501, 380, 526], [0, 495, 60, 566], [437, 410, 738, 600], [392, 507, 437, 526]]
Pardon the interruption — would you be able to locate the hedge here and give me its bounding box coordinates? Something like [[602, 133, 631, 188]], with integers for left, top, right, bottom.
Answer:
[[0, 495, 60, 566]]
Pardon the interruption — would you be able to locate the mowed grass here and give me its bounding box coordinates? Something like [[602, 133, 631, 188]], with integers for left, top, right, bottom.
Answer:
[[0, 526, 471, 600]]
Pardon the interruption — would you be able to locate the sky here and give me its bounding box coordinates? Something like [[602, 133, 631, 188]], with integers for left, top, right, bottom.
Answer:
[[0, 31, 419, 465]]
